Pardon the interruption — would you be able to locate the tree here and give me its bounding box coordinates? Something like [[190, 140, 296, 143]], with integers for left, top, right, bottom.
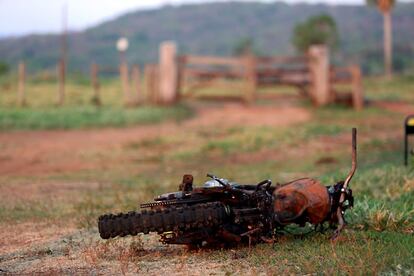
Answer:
[[232, 37, 254, 56], [0, 62, 9, 76], [367, 0, 395, 78], [292, 14, 338, 53]]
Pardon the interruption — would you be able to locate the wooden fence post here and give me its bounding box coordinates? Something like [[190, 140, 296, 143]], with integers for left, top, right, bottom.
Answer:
[[17, 61, 26, 106], [308, 45, 330, 106], [159, 41, 178, 104], [131, 65, 142, 104], [145, 64, 159, 104], [144, 65, 152, 103], [350, 65, 363, 110], [57, 60, 65, 106], [176, 56, 185, 101], [120, 62, 131, 106], [90, 63, 100, 106], [244, 55, 257, 104]]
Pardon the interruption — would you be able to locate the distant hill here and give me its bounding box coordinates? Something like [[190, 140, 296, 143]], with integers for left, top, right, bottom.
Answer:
[[1, 1, 414, 74]]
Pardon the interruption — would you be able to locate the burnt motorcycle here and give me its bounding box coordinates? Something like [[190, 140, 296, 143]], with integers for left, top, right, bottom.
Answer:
[[98, 128, 357, 246]]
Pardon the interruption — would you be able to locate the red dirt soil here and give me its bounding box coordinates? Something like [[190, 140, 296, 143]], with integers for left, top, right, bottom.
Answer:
[[0, 103, 310, 176], [0, 222, 76, 255], [375, 101, 414, 115]]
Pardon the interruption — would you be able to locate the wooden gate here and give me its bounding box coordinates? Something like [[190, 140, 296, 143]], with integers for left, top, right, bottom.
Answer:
[[177, 55, 256, 103], [177, 54, 310, 104]]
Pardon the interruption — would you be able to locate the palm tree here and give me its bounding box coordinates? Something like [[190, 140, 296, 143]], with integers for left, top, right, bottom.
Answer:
[[367, 0, 396, 78]]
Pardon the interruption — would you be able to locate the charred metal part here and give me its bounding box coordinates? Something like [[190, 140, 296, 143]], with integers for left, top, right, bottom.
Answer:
[[206, 173, 231, 189], [140, 197, 208, 209], [180, 174, 194, 192], [98, 128, 358, 247], [332, 127, 357, 239], [343, 128, 357, 192], [240, 227, 261, 237]]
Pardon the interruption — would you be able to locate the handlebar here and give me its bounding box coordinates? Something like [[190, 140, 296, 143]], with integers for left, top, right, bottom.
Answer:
[[206, 173, 230, 188]]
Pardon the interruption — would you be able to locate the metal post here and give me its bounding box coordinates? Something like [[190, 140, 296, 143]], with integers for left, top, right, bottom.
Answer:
[[404, 115, 414, 166], [405, 125, 408, 166]]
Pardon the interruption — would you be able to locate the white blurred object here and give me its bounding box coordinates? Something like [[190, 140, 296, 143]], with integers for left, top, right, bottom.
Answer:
[[116, 37, 129, 52]]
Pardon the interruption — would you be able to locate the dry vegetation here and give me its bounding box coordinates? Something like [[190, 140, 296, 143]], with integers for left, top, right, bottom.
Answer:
[[0, 76, 414, 274]]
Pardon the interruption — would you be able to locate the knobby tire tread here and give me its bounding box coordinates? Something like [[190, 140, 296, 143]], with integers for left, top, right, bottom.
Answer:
[[98, 202, 226, 239]]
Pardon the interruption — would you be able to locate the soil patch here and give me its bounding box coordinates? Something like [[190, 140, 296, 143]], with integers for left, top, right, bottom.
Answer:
[[0, 103, 310, 176]]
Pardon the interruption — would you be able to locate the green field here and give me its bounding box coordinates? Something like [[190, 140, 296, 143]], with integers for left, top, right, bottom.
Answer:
[[0, 76, 193, 130], [0, 75, 413, 274], [1, 73, 413, 130]]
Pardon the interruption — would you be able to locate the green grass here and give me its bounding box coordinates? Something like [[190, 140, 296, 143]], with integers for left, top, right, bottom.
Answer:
[[364, 74, 414, 102], [0, 77, 193, 130], [0, 105, 192, 130], [238, 231, 414, 274], [0, 201, 71, 222], [0, 74, 412, 130]]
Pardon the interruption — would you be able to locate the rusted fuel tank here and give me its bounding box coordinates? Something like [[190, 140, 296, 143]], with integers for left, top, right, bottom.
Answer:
[[273, 178, 331, 226]]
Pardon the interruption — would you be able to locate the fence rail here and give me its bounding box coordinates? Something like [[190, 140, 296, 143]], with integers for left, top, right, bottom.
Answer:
[[6, 43, 363, 110]]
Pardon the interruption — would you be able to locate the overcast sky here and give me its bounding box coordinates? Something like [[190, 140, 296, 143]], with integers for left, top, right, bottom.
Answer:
[[0, 0, 404, 37]]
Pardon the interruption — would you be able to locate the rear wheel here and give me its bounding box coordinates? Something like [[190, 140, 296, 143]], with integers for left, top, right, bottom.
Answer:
[[98, 202, 228, 239]]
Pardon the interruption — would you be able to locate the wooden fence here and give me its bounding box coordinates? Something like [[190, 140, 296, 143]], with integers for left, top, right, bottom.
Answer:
[[330, 65, 363, 110], [173, 45, 363, 109], [12, 61, 145, 107], [10, 43, 363, 110], [176, 54, 313, 103], [177, 55, 251, 102]]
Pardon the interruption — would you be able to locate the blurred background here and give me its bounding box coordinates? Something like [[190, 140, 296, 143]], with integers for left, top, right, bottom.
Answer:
[[1, 0, 414, 73], [0, 0, 413, 274]]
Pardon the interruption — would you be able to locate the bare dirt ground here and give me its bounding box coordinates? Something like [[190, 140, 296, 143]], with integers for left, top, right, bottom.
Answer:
[[0, 102, 312, 274], [0, 222, 77, 256], [375, 101, 414, 115], [0, 103, 310, 176]]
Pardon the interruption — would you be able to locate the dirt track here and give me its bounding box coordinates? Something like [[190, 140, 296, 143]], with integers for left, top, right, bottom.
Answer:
[[375, 101, 414, 115], [0, 103, 310, 176]]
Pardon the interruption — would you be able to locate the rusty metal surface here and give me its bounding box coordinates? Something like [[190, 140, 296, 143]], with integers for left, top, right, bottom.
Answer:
[[273, 178, 330, 225]]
